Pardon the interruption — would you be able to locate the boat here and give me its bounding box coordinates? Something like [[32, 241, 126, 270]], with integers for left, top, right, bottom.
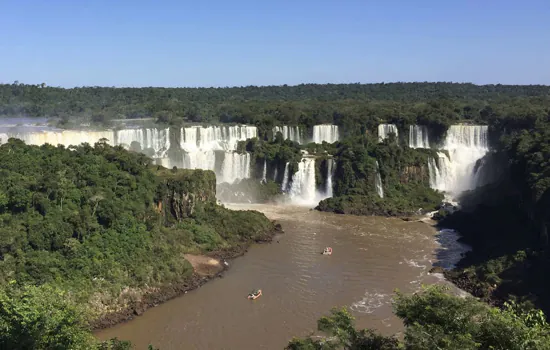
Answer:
[[322, 247, 333, 255], [248, 289, 262, 300]]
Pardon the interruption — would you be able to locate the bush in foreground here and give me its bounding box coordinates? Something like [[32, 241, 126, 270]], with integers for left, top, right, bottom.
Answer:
[[286, 285, 550, 350]]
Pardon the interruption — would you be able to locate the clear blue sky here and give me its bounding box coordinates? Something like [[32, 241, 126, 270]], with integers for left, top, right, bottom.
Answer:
[[1, 0, 549, 87]]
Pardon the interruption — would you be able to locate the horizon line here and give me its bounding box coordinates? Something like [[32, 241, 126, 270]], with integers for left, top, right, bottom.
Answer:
[[3, 81, 550, 89]]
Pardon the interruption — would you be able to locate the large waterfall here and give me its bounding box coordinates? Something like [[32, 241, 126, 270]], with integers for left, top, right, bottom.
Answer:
[[116, 128, 170, 157], [219, 152, 251, 184], [273, 126, 303, 144], [428, 125, 489, 199], [289, 158, 317, 205], [312, 125, 339, 144], [177, 125, 257, 183], [1, 125, 257, 185], [408, 125, 430, 149], [7, 130, 116, 147], [378, 124, 399, 142]]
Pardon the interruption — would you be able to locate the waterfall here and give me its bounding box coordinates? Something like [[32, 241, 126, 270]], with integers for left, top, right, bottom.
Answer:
[[408, 125, 430, 149], [281, 162, 290, 192], [325, 158, 335, 198], [273, 126, 303, 144], [375, 161, 384, 198], [177, 125, 257, 183], [378, 124, 399, 142], [427, 125, 489, 199], [220, 152, 251, 184], [116, 128, 170, 157], [312, 125, 339, 144], [289, 158, 317, 205], [273, 166, 278, 182], [9, 130, 116, 147], [261, 160, 267, 183]]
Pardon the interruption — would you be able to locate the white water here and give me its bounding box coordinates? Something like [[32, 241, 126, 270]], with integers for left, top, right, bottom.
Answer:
[[325, 158, 335, 198], [273, 126, 303, 144], [375, 161, 384, 198], [177, 125, 257, 183], [312, 125, 339, 144], [281, 162, 290, 192], [220, 152, 251, 184], [289, 158, 318, 205], [428, 125, 489, 199], [116, 128, 170, 157], [261, 160, 267, 183], [6, 130, 116, 147], [408, 125, 430, 149], [378, 124, 399, 142], [180, 125, 257, 152]]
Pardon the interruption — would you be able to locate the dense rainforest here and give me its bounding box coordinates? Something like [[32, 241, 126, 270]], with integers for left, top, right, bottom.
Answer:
[[2, 82, 550, 348], [1, 82, 550, 136], [0, 139, 276, 349]]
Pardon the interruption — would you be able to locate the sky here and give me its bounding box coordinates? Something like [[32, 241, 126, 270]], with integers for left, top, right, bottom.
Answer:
[[1, 0, 549, 87]]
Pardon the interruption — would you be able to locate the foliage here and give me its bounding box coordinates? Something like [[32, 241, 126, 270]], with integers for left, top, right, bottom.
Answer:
[[0, 283, 96, 350], [2, 83, 550, 132], [315, 134, 443, 216], [287, 285, 550, 350], [0, 140, 274, 348]]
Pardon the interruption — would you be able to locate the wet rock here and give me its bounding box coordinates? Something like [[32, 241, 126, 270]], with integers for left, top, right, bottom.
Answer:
[[429, 266, 445, 274]]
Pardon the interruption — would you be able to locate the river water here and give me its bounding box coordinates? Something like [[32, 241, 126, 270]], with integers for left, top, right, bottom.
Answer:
[[97, 204, 464, 349]]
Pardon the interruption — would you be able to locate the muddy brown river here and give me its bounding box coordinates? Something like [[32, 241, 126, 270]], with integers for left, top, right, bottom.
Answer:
[[97, 204, 464, 349]]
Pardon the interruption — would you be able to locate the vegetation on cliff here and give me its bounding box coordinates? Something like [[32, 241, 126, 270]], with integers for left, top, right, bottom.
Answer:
[[316, 134, 443, 216], [0, 139, 275, 348], [287, 286, 550, 350], [435, 112, 550, 317]]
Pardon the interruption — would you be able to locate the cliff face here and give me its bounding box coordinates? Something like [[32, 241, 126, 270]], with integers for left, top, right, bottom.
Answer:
[[399, 164, 430, 185], [154, 168, 217, 223]]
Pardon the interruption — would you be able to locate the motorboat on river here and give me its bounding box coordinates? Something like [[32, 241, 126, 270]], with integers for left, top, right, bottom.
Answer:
[[322, 247, 333, 255], [248, 289, 262, 300]]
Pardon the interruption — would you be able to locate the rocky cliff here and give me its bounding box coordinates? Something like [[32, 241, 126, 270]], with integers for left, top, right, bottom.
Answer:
[[154, 167, 217, 223]]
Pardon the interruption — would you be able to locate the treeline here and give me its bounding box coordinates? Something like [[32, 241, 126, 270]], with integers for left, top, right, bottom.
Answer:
[[2, 83, 550, 137]]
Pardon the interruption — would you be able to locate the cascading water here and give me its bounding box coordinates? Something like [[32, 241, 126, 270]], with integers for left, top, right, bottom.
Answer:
[[261, 160, 267, 183], [281, 163, 290, 192], [7, 130, 116, 147], [116, 128, 170, 157], [408, 125, 430, 149], [374, 161, 384, 198], [177, 125, 257, 183], [378, 124, 398, 142], [220, 152, 251, 184], [3, 125, 257, 185], [289, 158, 317, 205], [428, 125, 489, 199], [325, 158, 335, 198], [312, 125, 339, 144], [273, 126, 303, 144]]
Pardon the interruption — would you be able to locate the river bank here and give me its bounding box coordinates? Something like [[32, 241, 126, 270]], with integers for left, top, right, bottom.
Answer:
[[96, 204, 465, 349], [91, 221, 283, 330]]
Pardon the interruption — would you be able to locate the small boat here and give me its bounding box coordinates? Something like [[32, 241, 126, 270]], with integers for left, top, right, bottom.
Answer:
[[322, 247, 333, 255], [248, 289, 262, 300]]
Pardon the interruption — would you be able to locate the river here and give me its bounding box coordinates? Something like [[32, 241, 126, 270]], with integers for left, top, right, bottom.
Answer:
[[96, 203, 464, 349]]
